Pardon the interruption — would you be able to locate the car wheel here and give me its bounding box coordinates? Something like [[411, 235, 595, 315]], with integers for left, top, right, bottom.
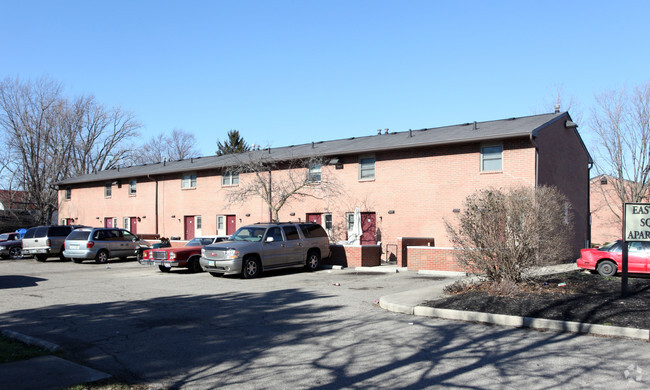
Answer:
[[597, 260, 617, 277], [242, 256, 261, 279], [305, 250, 320, 272], [209, 272, 223, 278], [9, 247, 22, 260], [158, 265, 171, 273], [95, 250, 109, 264], [73, 258, 83, 264], [36, 255, 47, 262], [187, 257, 202, 273]]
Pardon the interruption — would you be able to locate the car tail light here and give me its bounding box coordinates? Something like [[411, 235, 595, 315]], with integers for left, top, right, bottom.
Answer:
[[86, 242, 95, 248], [46, 239, 51, 247]]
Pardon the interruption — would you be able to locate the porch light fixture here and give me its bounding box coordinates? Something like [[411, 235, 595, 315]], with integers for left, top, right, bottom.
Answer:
[[289, 212, 295, 216], [245, 213, 250, 217], [171, 215, 175, 218], [453, 208, 461, 213], [387, 210, 395, 214]]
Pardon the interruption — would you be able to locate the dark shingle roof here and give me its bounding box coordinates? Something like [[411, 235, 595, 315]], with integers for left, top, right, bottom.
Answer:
[[57, 112, 566, 186]]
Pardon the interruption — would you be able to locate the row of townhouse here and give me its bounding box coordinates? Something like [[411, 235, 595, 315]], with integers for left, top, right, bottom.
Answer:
[[56, 111, 592, 270]]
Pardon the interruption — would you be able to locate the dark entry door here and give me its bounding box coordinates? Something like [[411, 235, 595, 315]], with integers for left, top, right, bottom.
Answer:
[[130, 217, 138, 234], [226, 215, 237, 235], [185, 216, 195, 240], [360, 212, 377, 245], [306, 213, 322, 225], [104, 218, 113, 228]]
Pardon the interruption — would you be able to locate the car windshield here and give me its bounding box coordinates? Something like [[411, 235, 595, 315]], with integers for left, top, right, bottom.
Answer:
[[0, 234, 9, 240], [231, 227, 267, 242], [186, 237, 215, 246]]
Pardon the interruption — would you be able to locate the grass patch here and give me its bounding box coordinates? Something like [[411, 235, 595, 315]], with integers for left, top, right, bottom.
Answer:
[[0, 334, 53, 363]]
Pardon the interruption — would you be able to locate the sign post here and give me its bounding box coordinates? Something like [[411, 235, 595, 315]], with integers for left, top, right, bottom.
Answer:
[[622, 203, 650, 297]]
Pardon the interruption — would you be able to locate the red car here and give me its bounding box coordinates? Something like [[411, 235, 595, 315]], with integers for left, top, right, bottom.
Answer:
[[140, 236, 229, 273], [577, 240, 650, 276]]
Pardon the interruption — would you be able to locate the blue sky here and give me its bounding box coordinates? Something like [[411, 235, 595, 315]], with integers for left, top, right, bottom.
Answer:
[[2, 0, 649, 156]]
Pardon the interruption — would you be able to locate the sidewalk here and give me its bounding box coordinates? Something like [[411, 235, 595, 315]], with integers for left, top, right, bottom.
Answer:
[[378, 263, 650, 341]]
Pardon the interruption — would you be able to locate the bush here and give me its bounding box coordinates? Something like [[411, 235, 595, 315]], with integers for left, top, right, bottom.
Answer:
[[445, 186, 574, 283]]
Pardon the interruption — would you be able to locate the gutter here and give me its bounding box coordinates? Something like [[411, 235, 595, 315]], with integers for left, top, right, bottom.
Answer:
[[147, 174, 159, 236]]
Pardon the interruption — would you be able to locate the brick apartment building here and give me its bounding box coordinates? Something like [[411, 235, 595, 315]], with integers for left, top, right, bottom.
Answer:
[[56, 111, 591, 271]]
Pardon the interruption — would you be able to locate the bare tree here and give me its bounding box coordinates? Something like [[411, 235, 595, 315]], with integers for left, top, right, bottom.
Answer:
[[591, 82, 650, 222], [223, 152, 340, 222], [0, 76, 141, 223], [445, 186, 574, 284], [133, 128, 200, 164], [65, 95, 141, 175]]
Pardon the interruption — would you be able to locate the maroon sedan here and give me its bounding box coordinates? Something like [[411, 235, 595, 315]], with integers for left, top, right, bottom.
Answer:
[[577, 240, 650, 276], [140, 236, 229, 273]]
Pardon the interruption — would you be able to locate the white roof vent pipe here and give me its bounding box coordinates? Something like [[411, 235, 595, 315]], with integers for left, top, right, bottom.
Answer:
[[555, 104, 561, 114]]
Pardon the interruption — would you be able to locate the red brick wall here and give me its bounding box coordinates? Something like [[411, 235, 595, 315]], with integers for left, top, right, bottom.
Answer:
[[406, 247, 465, 272], [535, 114, 591, 255], [325, 245, 381, 267], [397, 237, 435, 267], [58, 137, 537, 255]]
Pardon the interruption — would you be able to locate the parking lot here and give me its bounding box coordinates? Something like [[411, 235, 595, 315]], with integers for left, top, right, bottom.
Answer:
[[1, 258, 649, 389]]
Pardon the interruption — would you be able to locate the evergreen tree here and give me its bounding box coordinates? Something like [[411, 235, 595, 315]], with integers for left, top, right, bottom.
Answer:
[[216, 130, 250, 156]]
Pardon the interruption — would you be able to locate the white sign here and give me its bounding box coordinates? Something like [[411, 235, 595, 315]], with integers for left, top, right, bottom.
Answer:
[[624, 203, 650, 241]]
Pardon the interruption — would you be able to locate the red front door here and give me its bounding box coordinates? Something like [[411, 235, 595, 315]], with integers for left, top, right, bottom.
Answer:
[[226, 215, 236, 235], [65, 218, 75, 225], [185, 216, 195, 240], [130, 217, 138, 234], [306, 213, 322, 225], [360, 212, 377, 245], [104, 218, 113, 228]]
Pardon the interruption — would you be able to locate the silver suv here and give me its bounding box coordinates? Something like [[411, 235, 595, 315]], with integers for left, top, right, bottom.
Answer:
[[63, 228, 150, 264], [22, 225, 83, 262], [199, 222, 331, 278]]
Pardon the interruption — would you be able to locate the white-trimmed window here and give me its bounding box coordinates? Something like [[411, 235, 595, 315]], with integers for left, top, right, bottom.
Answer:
[[222, 171, 239, 186], [346, 213, 355, 231], [359, 155, 375, 180], [129, 180, 137, 195], [182, 173, 197, 189], [123, 217, 129, 229], [196, 215, 202, 236], [480, 144, 503, 172], [307, 163, 322, 183], [104, 183, 112, 197]]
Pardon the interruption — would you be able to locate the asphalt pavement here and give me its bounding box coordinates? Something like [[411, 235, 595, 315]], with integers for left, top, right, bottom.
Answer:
[[1, 261, 648, 389]]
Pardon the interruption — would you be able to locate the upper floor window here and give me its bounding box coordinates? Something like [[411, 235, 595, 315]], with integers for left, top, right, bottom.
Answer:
[[129, 180, 137, 195], [104, 183, 112, 197], [182, 173, 197, 189], [307, 163, 322, 183], [359, 156, 375, 180], [481, 144, 503, 171], [222, 171, 239, 186], [65, 186, 71, 200]]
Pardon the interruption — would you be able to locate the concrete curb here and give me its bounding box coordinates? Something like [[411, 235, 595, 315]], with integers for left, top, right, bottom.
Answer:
[[411, 306, 650, 342], [1, 329, 61, 352]]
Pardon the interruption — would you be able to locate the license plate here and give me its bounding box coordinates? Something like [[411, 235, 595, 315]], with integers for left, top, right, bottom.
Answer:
[[164, 262, 171, 268], [208, 261, 215, 266], [70, 245, 79, 249]]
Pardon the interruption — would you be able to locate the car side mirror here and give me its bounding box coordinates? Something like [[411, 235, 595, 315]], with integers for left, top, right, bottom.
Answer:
[[265, 236, 274, 243]]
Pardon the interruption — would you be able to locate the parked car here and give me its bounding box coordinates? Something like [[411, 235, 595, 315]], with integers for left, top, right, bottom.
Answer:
[[22, 225, 85, 262], [0, 232, 21, 242], [140, 236, 229, 273], [199, 222, 331, 279], [577, 240, 650, 276], [63, 227, 150, 264], [0, 233, 22, 259], [135, 237, 171, 261]]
